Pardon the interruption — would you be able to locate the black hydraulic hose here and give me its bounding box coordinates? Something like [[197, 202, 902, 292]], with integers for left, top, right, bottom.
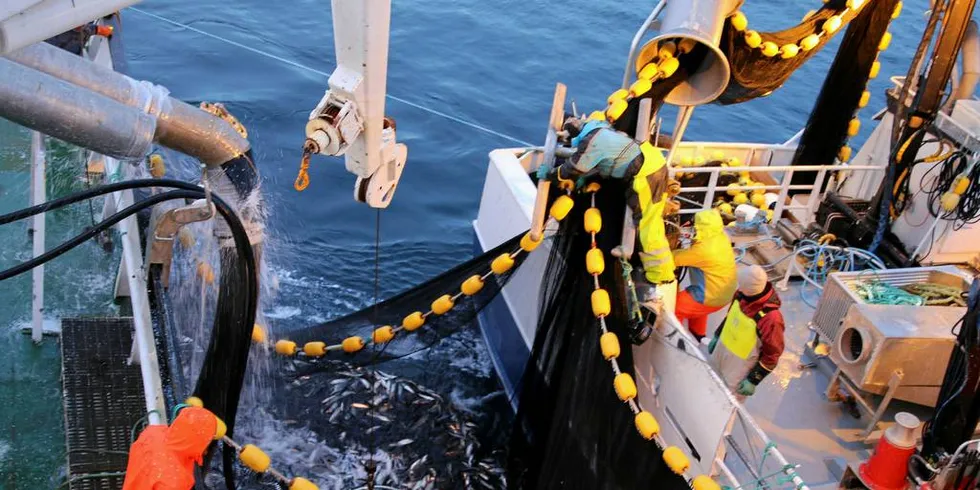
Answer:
[[0, 183, 258, 488], [0, 189, 207, 280], [0, 178, 203, 225]]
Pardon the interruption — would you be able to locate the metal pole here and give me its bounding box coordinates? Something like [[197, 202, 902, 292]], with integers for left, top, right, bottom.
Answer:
[[30, 131, 45, 343], [664, 105, 695, 166], [615, 98, 654, 259], [116, 185, 166, 425], [622, 0, 666, 89]]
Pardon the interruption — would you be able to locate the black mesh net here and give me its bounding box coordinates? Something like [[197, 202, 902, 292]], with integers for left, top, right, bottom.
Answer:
[[790, 0, 898, 187], [507, 180, 689, 490], [236, 233, 529, 488], [281, 232, 527, 367], [718, 0, 869, 104]]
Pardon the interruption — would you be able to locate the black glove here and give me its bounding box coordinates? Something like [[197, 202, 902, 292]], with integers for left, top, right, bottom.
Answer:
[[745, 361, 773, 385]]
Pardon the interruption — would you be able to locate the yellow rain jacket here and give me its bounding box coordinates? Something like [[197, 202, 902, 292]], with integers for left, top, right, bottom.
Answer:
[[672, 210, 737, 307], [631, 142, 675, 284], [562, 120, 675, 284]]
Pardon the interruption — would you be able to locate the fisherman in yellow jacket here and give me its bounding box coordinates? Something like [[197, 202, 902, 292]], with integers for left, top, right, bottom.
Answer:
[[558, 113, 676, 341], [672, 209, 737, 341], [559, 114, 676, 281]]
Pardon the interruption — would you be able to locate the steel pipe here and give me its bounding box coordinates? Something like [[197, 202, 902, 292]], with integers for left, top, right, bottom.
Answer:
[[0, 56, 155, 160], [6, 41, 249, 165]]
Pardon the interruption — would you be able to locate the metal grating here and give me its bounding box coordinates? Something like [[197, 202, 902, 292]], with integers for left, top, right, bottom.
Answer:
[[61, 317, 144, 490]]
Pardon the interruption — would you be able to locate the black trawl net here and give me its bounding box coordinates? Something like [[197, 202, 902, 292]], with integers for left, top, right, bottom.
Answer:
[[508, 180, 689, 490], [242, 233, 529, 488], [282, 232, 527, 367], [790, 0, 898, 187]]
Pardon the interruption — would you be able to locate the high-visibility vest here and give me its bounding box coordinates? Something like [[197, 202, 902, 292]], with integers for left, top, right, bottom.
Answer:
[[718, 301, 768, 360]]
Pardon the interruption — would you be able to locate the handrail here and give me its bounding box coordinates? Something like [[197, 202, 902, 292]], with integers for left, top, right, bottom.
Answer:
[[658, 312, 808, 490], [671, 163, 885, 226], [622, 1, 666, 89]]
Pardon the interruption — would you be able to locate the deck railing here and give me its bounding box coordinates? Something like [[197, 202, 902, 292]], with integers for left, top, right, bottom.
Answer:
[[671, 162, 884, 226]]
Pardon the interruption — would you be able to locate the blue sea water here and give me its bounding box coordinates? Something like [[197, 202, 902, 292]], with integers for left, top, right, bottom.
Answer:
[[0, 0, 968, 486]]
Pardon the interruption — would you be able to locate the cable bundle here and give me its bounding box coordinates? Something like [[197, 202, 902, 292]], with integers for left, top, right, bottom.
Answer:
[[789, 238, 886, 306], [919, 150, 980, 229]]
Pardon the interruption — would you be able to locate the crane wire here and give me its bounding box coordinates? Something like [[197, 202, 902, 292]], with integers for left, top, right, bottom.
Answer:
[[127, 7, 535, 147]]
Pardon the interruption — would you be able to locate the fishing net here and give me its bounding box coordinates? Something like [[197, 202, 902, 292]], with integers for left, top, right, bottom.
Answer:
[[790, 0, 899, 188], [210, 232, 532, 489], [508, 180, 689, 490], [281, 232, 527, 367], [717, 0, 871, 105]]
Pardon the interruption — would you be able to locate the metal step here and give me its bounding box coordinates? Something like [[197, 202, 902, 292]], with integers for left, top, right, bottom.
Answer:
[[61, 317, 144, 490]]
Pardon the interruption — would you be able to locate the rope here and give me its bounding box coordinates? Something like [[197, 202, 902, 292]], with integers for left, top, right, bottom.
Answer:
[[902, 282, 966, 306], [720, 441, 803, 490], [851, 281, 924, 306], [366, 208, 383, 489], [127, 7, 534, 147], [294, 151, 311, 191], [58, 471, 128, 489], [779, 238, 884, 308], [130, 409, 163, 444]]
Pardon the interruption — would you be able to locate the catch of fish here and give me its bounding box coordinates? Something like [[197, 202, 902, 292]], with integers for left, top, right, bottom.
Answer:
[[258, 359, 508, 489]]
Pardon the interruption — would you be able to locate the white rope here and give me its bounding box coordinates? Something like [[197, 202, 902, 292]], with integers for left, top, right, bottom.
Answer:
[[127, 7, 535, 147]]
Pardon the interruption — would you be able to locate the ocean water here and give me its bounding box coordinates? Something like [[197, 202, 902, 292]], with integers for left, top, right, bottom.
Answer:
[[0, 0, 966, 487]]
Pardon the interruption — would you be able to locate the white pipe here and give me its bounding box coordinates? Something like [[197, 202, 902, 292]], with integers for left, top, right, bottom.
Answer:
[[0, 0, 43, 20], [30, 131, 45, 343], [0, 0, 140, 54], [118, 186, 166, 425], [911, 214, 945, 262], [955, 21, 980, 101], [664, 105, 695, 165]]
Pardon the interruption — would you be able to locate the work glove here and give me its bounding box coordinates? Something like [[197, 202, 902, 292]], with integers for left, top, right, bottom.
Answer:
[[707, 336, 718, 354], [736, 378, 757, 397], [667, 178, 681, 197], [664, 198, 681, 216], [738, 361, 773, 397]]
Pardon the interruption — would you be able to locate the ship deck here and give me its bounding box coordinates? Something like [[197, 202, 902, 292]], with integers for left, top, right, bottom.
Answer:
[[740, 282, 935, 488]]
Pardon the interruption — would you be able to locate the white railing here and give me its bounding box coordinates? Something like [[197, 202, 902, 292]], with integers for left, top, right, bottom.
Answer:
[[88, 25, 167, 425], [671, 163, 885, 226], [516, 139, 887, 227], [28, 131, 46, 343]]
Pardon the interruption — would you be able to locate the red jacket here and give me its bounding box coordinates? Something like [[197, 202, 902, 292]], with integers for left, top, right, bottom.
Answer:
[[724, 283, 785, 370]]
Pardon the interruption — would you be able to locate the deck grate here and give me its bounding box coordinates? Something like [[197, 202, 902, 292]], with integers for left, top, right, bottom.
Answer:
[[61, 317, 144, 490]]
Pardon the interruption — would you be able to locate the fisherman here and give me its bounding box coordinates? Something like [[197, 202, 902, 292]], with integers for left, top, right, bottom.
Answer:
[[707, 265, 785, 402], [122, 405, 222, 490], [558, 112, 677, 340], [671, 209, 737, 341]]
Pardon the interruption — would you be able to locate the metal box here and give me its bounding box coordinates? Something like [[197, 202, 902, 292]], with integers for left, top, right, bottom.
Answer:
[[811, 266, 969, 342], [830, 303, 963, 406]]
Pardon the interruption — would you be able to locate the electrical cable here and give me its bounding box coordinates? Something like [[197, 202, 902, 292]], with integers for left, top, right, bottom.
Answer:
[[0, 178, 202, 225]]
